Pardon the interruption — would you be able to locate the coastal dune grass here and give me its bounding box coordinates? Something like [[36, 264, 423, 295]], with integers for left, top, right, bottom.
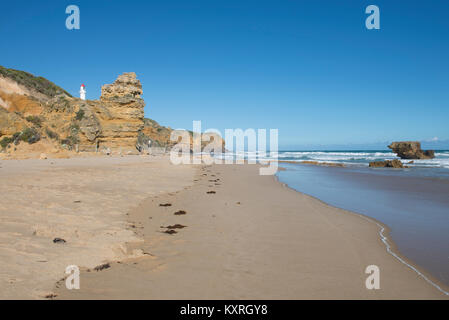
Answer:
[[0, 65, 71, 98]]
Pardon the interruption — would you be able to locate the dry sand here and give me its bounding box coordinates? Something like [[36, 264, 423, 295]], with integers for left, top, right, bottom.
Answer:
[[0, 155, 195, 299], [48, 161, 447, 299]]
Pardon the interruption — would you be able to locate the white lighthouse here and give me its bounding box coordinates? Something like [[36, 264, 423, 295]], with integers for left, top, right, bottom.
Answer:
[[80, 84, 86, 100]]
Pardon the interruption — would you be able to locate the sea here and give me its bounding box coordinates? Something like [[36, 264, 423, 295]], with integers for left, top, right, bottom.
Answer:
[[276, 150, 449, 169]]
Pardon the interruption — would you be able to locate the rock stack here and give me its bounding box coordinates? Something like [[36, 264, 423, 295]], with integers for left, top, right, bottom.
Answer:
[[97, 72, 145, 151], [388, 141, 435, 160]]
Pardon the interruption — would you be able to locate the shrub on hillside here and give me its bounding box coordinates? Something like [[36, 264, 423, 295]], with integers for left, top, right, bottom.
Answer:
[[75, 109, 85, 121], [61, 135, 79, 149], [0, 136, 14, 149], [25, 115, 43, 127], [18, 127, 40, 144], [45, 128, 59, 141]]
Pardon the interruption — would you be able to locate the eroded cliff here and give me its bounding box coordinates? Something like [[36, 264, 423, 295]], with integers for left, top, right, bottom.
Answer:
[[0, 66, 224, 159]]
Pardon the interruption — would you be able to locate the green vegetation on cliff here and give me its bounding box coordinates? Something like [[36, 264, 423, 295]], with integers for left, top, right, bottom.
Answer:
[[0, 66, 71, 98], [0, 128, 40, 150]]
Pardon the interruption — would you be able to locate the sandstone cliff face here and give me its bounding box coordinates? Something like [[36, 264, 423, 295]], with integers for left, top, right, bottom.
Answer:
[[31, 72, 146, 153], [0, 69, 146, 156], [0, 107, 29, 136], [1, 67, 225, 158], [140, 118, 225, 152], [388, 141, 435, 160], [97, 72, 145, 150]]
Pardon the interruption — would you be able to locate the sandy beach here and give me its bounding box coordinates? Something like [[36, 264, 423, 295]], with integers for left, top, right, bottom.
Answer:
[[1, 156, 447, 299], [15, 157, 440, 300], [0, 155, 195, 299]]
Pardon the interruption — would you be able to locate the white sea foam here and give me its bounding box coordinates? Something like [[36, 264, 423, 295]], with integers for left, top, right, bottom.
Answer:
[[274, 151, 449, 168], [213, 150, 449, 168], [359, 216, 449, 296]]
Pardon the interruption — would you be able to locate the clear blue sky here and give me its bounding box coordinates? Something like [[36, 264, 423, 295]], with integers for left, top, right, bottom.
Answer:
[[1, 0, 448, 149]]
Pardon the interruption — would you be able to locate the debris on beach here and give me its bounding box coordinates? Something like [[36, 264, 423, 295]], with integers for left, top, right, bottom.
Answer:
[[94, 263, 111, 271], [207, 191, 216, 194], [163, 229, 178, 235], [174, 210, 187, 215], [44, 293, 58, 299], [159, 203, 172, 207], [166, 224, 187, 229], [53, 238, 66, 244]]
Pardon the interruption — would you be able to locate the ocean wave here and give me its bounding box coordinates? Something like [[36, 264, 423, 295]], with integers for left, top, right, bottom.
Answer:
[[213, 150, 449, 169], [276, 151, 397, 162]]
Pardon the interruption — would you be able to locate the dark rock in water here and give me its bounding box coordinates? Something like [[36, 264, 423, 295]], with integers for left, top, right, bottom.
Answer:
[[388, 141, 435, 159], [53, 238, 66, 244], [369, 159, 404, 168]]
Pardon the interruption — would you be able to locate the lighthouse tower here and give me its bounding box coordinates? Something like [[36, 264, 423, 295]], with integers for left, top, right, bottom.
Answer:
[[80, 84, 86, 100]]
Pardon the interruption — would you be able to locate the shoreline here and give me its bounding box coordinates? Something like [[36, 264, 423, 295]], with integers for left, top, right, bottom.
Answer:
[[54, 160, 448, 299], [276, 161, 449, 290], [275, 174, 449, 296]]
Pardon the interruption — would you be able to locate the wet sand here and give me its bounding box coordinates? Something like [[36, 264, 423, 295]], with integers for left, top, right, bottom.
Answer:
[[277, 163, 449, 287], [54, 162, 448, 299]]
